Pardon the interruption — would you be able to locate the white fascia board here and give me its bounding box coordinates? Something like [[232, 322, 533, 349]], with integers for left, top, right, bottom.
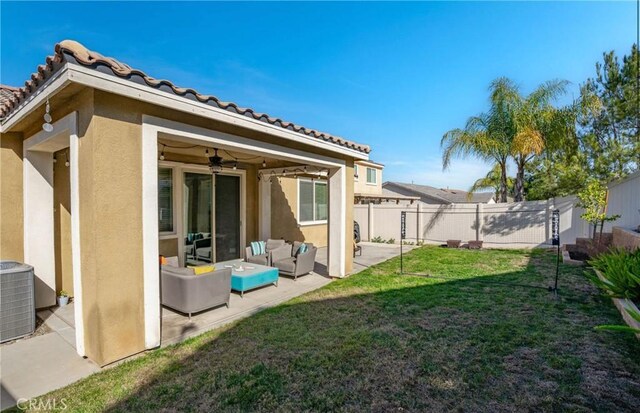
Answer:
[[1, 67, 72, 132], [64, 64, 369, 160]]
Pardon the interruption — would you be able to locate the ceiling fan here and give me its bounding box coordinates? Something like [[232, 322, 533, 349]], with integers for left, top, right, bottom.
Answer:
[[207, 148, 236, 174]]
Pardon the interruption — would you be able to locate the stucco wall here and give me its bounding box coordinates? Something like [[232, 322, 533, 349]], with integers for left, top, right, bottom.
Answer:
[[245, 164, 259, 245], [54, 150, 73, 296], [159, 238, 178, 257], [0, 132, 24, 261], [270, 176, 328, 247], [77, 91, 145, 365]]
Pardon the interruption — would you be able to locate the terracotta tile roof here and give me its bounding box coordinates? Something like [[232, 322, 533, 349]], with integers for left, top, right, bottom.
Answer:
[[0, 85, 20, 109], [1, 40, 370, 154]]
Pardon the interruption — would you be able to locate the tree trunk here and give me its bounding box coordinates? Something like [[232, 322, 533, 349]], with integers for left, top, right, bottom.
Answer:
[[514, 159, 525, 202], [499, 162, 508, 203]]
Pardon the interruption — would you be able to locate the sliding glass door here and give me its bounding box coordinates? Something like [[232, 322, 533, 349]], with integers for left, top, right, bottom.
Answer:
[[215, 174, 241, 262], [184, 172, 213, 263], [180, 171, 241, 264]]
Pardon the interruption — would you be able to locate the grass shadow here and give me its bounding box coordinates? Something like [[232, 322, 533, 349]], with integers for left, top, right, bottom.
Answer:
[[15, 247, 640, 412]]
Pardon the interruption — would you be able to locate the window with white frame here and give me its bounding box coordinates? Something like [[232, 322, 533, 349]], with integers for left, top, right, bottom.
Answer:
[[158, 167, 174, 233], [354, 164, 359, 180], [366, 167, 377, 184], [298, 179, 328, 224]]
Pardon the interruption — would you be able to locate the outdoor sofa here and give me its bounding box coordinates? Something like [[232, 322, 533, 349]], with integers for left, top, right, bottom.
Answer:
[[161, 265, 231, 320], [245, 239, 288, 266]]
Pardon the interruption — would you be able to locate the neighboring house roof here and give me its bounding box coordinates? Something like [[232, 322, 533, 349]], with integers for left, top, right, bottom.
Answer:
[[0, 85, 19, 108], [383, 181, 495, 204], [0, 40, 370, 154]]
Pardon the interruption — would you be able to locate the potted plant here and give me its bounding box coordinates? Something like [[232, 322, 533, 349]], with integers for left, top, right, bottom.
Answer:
[[57, 290, 70, 307]]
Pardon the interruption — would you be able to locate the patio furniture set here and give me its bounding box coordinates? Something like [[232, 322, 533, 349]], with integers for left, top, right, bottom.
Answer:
[[161, 239, 317, 319]]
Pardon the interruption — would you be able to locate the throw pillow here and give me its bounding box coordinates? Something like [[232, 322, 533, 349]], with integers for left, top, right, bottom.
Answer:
[[296, 243, 308, 256], [251, 241, 266, 256], [187, 265, 215, 275]]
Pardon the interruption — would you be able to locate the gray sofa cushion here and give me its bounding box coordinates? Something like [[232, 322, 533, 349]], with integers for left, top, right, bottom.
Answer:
[[247, 253, 268, 266], [266, 239, 286, 251], [162, 266, 195, 276], [273, 257, 296, 274]]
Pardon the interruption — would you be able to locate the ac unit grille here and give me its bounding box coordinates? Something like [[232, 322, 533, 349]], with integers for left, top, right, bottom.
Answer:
[[1, 261, 35, 342]]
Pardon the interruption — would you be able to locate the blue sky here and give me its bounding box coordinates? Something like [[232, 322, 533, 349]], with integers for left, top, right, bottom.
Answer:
[[1, 1, 636, 189]]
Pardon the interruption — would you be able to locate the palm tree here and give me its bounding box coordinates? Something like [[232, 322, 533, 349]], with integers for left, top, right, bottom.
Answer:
[[468, 163, 514, 201], [441, 83, 514, 202], [492, 78, 571, 201]]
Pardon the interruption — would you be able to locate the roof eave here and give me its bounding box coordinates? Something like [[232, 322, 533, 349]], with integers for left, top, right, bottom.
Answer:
[[1, 66, 72, 133], [2, 63, 370, 160]]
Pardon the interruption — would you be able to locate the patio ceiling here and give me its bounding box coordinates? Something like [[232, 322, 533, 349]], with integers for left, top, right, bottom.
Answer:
[[157, 132, 335, 170]]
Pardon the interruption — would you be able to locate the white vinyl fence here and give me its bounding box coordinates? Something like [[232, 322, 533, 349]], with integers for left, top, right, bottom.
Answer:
[[354, 196, 590, 248], [605, 171, 640, 231]]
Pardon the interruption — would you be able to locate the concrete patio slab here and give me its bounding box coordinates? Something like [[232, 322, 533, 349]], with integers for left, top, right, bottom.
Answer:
[[0, 333, 99, 410], [37, 307, 76, 349], [161, 244, 414, 346], [162, 272, 332, 346], [349, 242, 416, 274], [0, 243, 412, 410]]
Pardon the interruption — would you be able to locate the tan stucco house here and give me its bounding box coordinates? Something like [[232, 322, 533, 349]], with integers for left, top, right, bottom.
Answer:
[[354, 160, 383, 195], [0, 40, 371, 365]]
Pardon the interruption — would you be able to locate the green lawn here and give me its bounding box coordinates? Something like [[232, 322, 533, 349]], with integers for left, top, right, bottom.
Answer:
[[15, 247, 640, 412]]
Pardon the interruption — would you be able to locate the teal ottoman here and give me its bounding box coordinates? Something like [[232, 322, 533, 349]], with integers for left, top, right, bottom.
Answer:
[[218, 259, 279, 297]]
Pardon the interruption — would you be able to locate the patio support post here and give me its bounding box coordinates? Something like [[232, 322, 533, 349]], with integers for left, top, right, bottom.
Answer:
[[259, 176, 272, 240], [328, 165, 346, 277], [142, 122, 160, 350]]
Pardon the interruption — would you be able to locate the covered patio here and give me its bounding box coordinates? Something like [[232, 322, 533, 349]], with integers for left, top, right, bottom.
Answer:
[[160, 242, 412, 345], [1, 40, 372, 367]]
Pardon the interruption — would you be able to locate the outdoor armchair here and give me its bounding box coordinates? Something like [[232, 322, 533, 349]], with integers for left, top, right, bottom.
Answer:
[[161, 265, 231, 319], [272, 241, 317, 280], [245, 239, 288, 266]]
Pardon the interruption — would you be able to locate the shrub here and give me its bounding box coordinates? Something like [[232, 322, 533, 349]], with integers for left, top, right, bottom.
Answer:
[[371, 236, 385, 243], [596, 307, 640, 334], [387, 238, 395, 244], [588, 248, 640, 300]]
